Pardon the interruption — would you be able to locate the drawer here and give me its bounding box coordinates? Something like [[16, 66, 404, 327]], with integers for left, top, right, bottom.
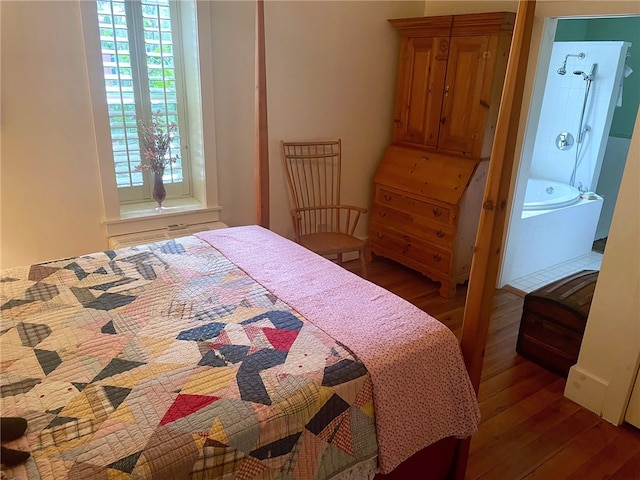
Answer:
[[371, 202, 455, 248], [369, 223, 451, 274], [374, 186, 455, 225]]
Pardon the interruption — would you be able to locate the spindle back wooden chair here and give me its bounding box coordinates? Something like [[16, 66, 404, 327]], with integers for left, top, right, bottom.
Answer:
[[280, 139, 367, 277]]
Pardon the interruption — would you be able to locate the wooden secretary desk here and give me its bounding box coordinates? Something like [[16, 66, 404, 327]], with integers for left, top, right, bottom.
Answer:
[[368, 12, 515, 297]]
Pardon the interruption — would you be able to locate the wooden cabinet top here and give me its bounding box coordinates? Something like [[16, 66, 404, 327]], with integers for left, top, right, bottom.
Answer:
[[389, 12, 515, 37]]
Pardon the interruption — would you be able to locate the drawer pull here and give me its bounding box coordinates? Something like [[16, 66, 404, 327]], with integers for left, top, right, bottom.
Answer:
[[384, 194, 392, 201], [432, 253, 442, 262], [436, 230, 445, 238], [432, 208, 442, 217], [378, 211, 386, 217], [377, 232, 384, 239]]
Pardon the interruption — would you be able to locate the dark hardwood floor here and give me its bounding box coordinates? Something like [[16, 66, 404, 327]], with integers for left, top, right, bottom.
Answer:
[[344, 257, 640, 480]]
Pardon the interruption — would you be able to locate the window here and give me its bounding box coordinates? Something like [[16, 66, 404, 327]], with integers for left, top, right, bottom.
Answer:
[[96, 0, 190, 203], [82, 0, 222, 235]]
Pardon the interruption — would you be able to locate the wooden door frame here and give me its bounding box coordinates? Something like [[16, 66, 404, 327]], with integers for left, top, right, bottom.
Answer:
[[453, 1, 536, 477]]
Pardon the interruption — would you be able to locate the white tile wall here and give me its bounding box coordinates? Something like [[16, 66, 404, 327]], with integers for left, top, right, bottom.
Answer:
[[531, 41, 629, 191]]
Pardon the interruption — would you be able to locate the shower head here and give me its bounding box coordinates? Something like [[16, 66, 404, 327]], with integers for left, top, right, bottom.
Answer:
[[557, 65, 567, 75]]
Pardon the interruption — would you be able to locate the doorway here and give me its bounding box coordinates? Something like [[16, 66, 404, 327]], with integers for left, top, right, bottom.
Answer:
[[499, 14, 640, 294]]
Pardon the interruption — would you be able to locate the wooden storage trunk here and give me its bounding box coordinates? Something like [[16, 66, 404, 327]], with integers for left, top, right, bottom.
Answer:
[[516, 270, 599, 377]]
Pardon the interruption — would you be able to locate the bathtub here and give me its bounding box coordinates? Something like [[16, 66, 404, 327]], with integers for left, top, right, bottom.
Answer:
[[505, 179, 604, 282], [523, 178, 580, 210]]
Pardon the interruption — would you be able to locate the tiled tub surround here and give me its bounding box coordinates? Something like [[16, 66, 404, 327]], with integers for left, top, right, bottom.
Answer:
[[506, 194, 603, 284]]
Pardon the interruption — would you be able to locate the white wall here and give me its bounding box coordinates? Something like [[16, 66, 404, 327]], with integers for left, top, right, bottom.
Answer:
[[565, 107, 640, 425], [211, 0, 424, 241], [0, 0, 423, 268], [1, 1, 107, 267]]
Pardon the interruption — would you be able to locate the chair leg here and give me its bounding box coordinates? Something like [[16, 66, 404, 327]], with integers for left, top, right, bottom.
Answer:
[[337, 253, 343, 265], [359, 249, 367, 279]]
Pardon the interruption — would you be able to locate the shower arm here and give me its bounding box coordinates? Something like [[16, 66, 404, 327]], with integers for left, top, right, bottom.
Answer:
[[558, 52, 586, 75]]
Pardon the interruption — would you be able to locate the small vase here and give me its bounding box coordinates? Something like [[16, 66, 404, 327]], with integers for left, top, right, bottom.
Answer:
[[152, 170, 166, 211]]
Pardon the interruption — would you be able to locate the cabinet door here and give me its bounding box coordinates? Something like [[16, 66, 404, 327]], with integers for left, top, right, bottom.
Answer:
[[438, 35, 494, 157], [393, 37, 448, 147]]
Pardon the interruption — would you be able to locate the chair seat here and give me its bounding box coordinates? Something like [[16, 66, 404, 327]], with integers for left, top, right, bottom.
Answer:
[[299, 232, 365, 256]]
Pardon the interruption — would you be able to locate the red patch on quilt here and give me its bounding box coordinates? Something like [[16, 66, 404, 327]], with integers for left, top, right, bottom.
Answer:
[[160, 394, 220, 425], [262, 328, 298, 352]]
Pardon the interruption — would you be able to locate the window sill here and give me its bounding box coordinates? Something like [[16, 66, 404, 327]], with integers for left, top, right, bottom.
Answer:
[[119, 197, 206, 219], [104, 197, 223, 238]]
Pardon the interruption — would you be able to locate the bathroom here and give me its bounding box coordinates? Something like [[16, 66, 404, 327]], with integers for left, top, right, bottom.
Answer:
[[499, 15, 640, 294]]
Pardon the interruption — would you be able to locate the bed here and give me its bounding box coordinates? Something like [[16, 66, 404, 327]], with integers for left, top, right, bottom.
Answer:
[[0, 225, 479, 479]]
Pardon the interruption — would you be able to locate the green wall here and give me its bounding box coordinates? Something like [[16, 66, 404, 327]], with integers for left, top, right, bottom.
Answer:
[[555, 16, 640, 139]]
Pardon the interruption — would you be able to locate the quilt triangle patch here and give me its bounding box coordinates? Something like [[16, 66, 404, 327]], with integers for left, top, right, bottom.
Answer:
[[0, 298, 33, 311], [266, 293, 278, 305], [208, 416, 229, 445], [46, 416, 78, 429], [108, 451, 142, 474], [160, 394, 220, 426], [330, 413, 354, 456], [103, 385, 132, 410], [262, 328, 298, 352], [92, 358, 146, 383], [65, 262, 90, 280], [34, 348, 62, 376], [85, 292, 137, 311], [211, 329, 231, 348], [101, 320, 117, 335], [72, 382, 88, 392], [28, 264, 60, 282]]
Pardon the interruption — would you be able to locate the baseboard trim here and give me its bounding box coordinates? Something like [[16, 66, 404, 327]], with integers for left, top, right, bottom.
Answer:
[[564, 365, 609, 417]]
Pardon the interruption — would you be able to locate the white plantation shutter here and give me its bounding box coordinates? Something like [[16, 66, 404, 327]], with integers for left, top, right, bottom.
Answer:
[[96, 0, 190, 202]]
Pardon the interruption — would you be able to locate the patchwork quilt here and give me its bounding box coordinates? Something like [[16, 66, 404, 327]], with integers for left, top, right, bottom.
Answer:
[[0, 236, 377, 479]]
